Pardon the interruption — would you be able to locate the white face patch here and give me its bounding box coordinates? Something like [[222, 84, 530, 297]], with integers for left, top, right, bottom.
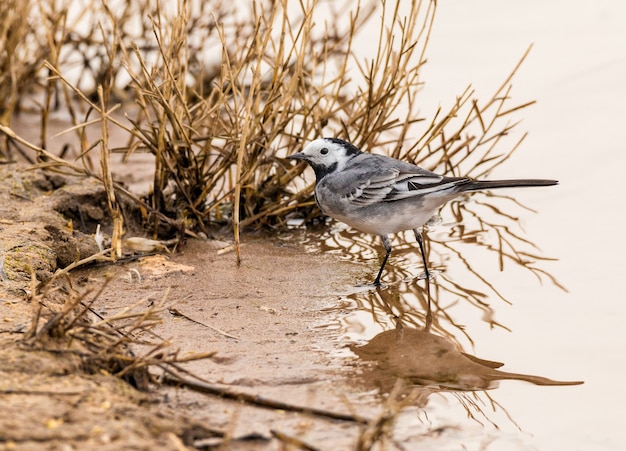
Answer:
[[301, 139, 350, 171]]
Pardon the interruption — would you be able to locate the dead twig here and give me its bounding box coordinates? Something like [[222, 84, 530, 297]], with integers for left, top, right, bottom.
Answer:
[[160, 365, 369, 424], [167, 307, 241, 340]]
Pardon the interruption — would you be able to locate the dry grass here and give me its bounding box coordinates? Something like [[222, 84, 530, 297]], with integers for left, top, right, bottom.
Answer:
[[0, 0, 535, 233], [22, 275, 214, 390], [0, 0, 561, 347], [0, 0, 43, 127], [0, 1, 562, 319], [0, 2, 561, 445]]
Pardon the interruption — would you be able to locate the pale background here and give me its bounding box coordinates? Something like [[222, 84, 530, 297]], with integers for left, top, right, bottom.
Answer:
[[416, 1, 625, 449]]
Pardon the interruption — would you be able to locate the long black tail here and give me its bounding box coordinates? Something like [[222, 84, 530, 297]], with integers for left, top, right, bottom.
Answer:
[[463, 179, 558, 191]]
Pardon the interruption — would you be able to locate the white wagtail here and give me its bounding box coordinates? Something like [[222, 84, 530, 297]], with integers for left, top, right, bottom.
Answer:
[[287, 138, 557, 286]]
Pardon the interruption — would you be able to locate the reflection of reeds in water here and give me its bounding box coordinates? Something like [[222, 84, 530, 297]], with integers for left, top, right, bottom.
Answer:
[[324, 195, 562, 343]]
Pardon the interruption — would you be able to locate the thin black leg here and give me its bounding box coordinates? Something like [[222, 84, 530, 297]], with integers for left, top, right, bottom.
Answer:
[[413, 229, 433, 332], [414, 231, 431, 279], [373, 235, 392, 286]]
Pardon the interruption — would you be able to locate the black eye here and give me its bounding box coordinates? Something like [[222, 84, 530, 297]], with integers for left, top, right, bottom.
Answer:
[[320, 147, 329, 155]]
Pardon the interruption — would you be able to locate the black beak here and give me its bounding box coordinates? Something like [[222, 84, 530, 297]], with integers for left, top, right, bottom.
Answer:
[[286, 152, 307, 161]]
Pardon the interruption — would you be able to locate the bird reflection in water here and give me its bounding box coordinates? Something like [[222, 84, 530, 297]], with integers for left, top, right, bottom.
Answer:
[[351, 323, 583, 393]]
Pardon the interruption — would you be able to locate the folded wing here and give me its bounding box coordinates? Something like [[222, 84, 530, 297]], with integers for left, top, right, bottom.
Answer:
[[346, 169, 468, 206]]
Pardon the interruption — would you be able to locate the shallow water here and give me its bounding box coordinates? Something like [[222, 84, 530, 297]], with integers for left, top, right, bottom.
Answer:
[[312, 219, 587, 448], [325, 1, 626, 449]]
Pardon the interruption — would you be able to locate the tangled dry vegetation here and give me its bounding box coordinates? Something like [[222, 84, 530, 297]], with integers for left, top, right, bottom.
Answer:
[[0, 0, 567, 448], [1, 0, 543, 240], [1, 0, 562, 339], [1, 0, 562, 360]]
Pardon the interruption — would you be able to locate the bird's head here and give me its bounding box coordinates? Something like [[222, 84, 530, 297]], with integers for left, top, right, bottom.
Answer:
[[287, 138, 361, 180]]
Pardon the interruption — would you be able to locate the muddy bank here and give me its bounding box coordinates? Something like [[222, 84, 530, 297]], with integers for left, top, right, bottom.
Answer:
[[0, 234, 374, 449], [0, 162, 378, 449], [0, 165, 109, 298], [0, 338, 219, 449]]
